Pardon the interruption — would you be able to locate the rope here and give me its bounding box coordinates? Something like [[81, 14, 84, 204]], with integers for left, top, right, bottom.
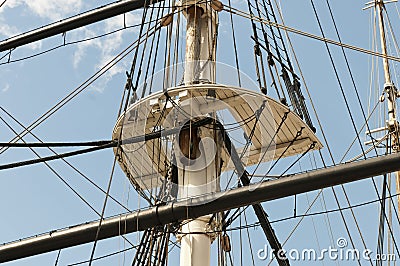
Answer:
[[68, 245, 138, 266], [0, 115, 101, 217], [262, 126, 304, 179], [0, 19, 158, 65], [228, 0, 242, 87], [87, 21, 144, 260], [274, 1, 399, 259], [0, 106, 132, 212], [226, 191, 400, 230], [140, 1, 166, 98], [0, 24, 161, 156], [310, 3, 378, 263], [0, 0, 7, 8], [223, 5, 400, 63], [280, 141, 316, 176], [54, 249, 61, 266], [0, 140, 113, 148]]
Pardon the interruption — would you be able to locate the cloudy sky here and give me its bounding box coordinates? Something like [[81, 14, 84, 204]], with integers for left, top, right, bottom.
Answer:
[[0, 0, 143, 93], [0, 1, 399, 265], [0, 1, 153, 265]]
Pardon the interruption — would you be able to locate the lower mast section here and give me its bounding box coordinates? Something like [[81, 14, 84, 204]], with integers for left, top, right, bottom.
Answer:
[[176, 120, 221, 266]]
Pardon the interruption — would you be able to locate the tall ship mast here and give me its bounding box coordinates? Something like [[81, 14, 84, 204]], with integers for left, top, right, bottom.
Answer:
[[0, 0, 399, 265], [376, 0, 400, 214], [366, 0, 400, 262]]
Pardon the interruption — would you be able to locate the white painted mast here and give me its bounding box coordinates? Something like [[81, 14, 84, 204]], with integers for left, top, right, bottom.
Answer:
[[178, 2, 220, 266]]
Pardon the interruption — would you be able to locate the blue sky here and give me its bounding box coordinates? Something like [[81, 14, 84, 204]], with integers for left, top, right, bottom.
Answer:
[[0, 0, 399, 265]]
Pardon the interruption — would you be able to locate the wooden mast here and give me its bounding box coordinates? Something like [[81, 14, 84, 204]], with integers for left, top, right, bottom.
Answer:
[[375, 0, 400, 220]]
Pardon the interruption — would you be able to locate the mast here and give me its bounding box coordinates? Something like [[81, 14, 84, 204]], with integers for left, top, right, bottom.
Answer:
[[178, 2, 219, 266], [375, 0, 400, 218]]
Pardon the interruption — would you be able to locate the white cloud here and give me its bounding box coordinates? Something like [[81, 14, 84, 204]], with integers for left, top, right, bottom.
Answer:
[[0, 23, 19, 38], [70, 12, 141, 73], [0, 0, 83, 45], [0, 0, 82, 19], [2, 83, 10, 93], [89, 13, 141, 93], [26, 0, 82, 20], [0, 0, 24, 13], [70, 28, 102, 68], [0, 15, 42, 50], [0, 1, 142, 93]]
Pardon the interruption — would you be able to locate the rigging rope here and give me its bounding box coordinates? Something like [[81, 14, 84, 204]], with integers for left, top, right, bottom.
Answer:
[[310, 2, 399, 262], [87, 21, 143, 261], [0, 140, 113, 148], [140, 0, 166, 98], [1, 109, 150, 258], [0, 19, 158, 65], [0, 0, 7, 8], [68, 244, 138, 266], [227, 0, 242, 87], [127, 4, 152, 102], [262, 126, 304, 179], [273, 1, 397, 258], [223, 5, 400, 63], [0, 107, 132, 212], [54, 249, 61, 266], [0, 115, 102, 216], [0, 24, 161, 156], [225, 191, 400, 230]]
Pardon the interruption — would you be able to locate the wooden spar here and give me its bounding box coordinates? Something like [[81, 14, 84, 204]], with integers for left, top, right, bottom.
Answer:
[[0, 0, 164, 52]]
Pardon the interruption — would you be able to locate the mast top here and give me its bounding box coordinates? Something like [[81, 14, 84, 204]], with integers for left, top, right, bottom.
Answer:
[[363, 0, 397, 10]]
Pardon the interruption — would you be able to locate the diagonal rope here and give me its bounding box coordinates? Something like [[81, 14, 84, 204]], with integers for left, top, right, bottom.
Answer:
[[0, 106, 132, 212], [0, 23, 161, 156], [0, 0, 7, 8], [223, 4, 400, 62], [0, 115, 101, 216]]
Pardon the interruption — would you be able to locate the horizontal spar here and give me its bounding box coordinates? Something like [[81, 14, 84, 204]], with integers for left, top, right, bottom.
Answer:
[[0, 118, 212, 170], [0, 0, 164, 52], [1, 153, 400, 262]]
